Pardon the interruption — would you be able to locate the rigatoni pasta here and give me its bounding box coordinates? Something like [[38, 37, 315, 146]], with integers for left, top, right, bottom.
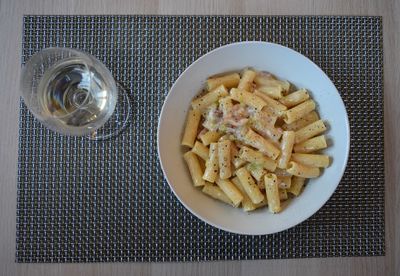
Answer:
[[278, 175, 292, 189], [264, 173, 281, 213], [236, 167, 265, 204], [202, 183, 233, 205], [288, 176, 306, 196], [192, 141, 209, 161], [254, 72, 290, 92], [191, 85, 228, 110], [231, 177, 257, 211], [279, 88, 309, 108], [202, 143, 219, 183], [254, 90, 288, 115], [237, 69, 257, 91], [256, 85, 284, 99], [246, 163, 267, 182], [250, 110, 282, 142], [218, 140, 232, 179], [283, 99, 316, 124], [286, 161, 320, 178], [216, 178, 243, 207], [291, 153, 330, 168], [181, 109, 201, 148], [219, 96, 233, 117], [277, 131, 295, 169], [282, 110, 319, 131], [230, 88, 266, 112], [239, 146, 276, 172], [206, 73, 240, 90], [183, 151, 205, 187], [199, 131, 223, 146], [182, 68, 331, 214], [294, 120, 326, 144], [231, 144, 247, 168], [293, 135, 327, 153], [243, 128, 280, 160]]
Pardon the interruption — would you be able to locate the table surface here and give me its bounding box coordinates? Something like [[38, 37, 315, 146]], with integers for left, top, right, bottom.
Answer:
[[0, 0, 398, 275]]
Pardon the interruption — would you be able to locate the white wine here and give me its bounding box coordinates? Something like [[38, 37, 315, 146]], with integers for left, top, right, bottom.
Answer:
[[37, 57, 117, 135], [21, 48, 125, 138]]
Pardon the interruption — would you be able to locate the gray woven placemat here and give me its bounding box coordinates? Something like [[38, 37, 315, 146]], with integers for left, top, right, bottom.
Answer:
[[16, 15, 384, 262]]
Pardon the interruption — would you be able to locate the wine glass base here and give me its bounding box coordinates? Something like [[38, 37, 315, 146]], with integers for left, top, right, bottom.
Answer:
[[87, 82, 132, 141]]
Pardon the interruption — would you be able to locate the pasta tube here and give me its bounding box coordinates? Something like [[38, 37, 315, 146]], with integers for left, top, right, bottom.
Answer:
[[192, 141, 209, 161], [202, 143, 219, 183], [286, 161, 320, 178], [264, 173, 281, 213], [230, 88, 267, 111], [231, 143, 247, 168], [202, 183, 232, 205], [254, 90, 287, 115], [243, 129, 280, 160], [288, 176, 306, 196], [293, 135, 328, 153], [218, 140, 232, 179], [218, 96, 233, 117], [231, 176, 256, 211], [191, 85, 228, 110], [251, 111, 282, 142], [291, 153, 330, 168], [246, 163, 267, 182], [282, 111, 319, 131], [277, 175, 292, 189], [238, 69, 257, 91], [216, 178, 243, 207], [283, 99, 316, 124], [279, 88, 309, 108], [183, 151, 205, 187], [254, 73, 290, 92], [207, 73, 240, 90], [199, 131, 223, 146], [294, 120, 326, 144], [239, 146, 277, 172], [256, 85, 284, 99], [277, 131, 296, 169], [236, 167, 265, 204], [181, 109, 202, 148], [254, 198, 268, 209]]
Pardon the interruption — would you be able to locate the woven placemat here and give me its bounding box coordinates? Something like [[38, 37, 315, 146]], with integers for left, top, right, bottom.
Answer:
[[16, 15, 384, 262]]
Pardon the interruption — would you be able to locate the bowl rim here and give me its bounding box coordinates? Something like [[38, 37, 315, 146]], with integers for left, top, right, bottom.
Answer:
[[157, 41, 350, 235]]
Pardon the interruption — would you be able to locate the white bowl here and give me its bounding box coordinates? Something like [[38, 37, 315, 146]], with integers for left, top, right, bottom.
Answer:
[[158, 41, 350, 235]]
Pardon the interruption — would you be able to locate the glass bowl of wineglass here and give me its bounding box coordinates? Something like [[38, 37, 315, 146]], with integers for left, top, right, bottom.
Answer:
[[20, 47, 131, 140]]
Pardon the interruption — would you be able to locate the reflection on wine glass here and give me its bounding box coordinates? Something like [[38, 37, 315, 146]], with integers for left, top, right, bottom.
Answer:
[[20, 47, 131, 140]]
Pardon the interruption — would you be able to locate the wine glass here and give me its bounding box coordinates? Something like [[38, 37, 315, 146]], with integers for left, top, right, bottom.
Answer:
[[20, 47, 131, 140]]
